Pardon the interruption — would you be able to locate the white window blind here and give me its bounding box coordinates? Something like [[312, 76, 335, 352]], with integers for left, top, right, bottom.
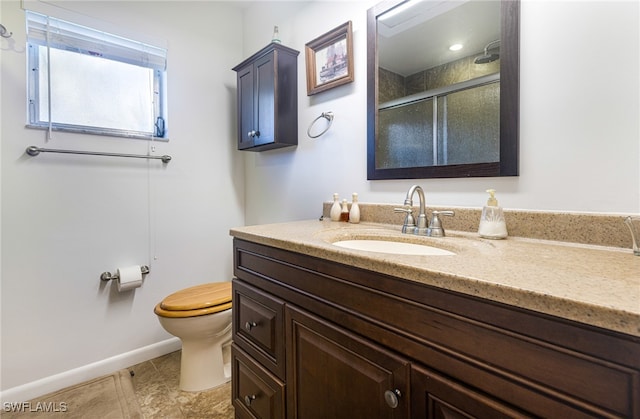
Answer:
[[26, 11, 166, 71]]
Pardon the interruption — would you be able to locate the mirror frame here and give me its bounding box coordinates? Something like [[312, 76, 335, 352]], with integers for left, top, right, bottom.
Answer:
[[367, 0, 520, 179]]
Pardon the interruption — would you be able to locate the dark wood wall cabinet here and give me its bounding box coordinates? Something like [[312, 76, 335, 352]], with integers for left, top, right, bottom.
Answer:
[[232, 44, 299, 151], [231, 238, 640, 418]]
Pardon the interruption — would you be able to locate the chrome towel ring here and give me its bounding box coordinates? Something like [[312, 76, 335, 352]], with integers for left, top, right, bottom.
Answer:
[[307, 111, 334, 138]]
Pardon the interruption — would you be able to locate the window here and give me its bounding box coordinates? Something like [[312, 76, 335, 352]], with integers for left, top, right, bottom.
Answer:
[[26, 11, 168, 140]]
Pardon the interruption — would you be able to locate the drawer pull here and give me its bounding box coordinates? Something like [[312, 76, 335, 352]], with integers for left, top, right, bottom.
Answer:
[[245, 321, 257, 331], [384, 389, 401, 409], [244, 394, 256, 406]]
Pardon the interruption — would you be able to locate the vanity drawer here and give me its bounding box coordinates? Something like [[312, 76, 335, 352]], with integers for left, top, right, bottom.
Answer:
[[232, 345, 285, 419], [233, 279, 285, 379]]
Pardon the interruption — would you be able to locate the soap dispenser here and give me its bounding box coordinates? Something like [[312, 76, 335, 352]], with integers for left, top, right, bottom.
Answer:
[[330, 193, 341, 221], [478, 189, 508, 239]]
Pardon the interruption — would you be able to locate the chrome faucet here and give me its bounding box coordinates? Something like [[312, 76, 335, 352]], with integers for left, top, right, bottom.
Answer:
[[394, 185, 428, 235], [394, 185, 455, 236]]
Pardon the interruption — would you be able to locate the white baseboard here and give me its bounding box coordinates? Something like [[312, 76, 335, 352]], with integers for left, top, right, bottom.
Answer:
[[0, 337, 181, 403]]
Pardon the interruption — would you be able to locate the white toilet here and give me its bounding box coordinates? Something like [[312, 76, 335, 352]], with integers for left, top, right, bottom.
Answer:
[[154, 282, 232, 392]]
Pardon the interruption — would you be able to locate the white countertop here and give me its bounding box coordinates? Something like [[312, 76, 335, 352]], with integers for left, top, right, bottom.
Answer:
[[230, 220, 640, 337]]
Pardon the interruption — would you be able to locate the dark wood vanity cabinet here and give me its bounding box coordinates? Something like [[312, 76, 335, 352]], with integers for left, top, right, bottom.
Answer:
[[232, 44, 299, 151], [231, 238, 640, 418]]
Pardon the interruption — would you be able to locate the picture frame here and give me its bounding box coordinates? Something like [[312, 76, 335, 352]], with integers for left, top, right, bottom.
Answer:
[[305, 21, 354, 96]]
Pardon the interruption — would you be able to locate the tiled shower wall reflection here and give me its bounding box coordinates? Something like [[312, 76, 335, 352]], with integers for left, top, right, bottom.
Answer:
[[377, 55, 500, 168]]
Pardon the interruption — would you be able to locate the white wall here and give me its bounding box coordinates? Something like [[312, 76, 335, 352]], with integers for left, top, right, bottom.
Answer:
[[1, 0, 245, 398], [242, 0, 640, 225]]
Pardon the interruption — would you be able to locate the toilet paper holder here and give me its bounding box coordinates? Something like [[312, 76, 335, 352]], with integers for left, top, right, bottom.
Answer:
[[100, 265, 150, 282]]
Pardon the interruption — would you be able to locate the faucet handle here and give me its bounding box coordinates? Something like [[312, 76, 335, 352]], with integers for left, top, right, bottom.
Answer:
[[427, 210, 455, 237], [394, 206, 412, 216], [394, 206, 416, 233], [431, 210, 454, 226]]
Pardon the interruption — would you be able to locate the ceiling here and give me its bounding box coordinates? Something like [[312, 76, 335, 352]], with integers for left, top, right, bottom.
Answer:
[[378, 0, 501, 76]]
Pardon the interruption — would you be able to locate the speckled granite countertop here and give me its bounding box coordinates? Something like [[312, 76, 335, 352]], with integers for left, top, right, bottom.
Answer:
[[230, 219, 640, 337]]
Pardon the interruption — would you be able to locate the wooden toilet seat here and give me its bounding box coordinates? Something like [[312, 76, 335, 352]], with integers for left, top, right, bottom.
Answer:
[[154, 282, 232, 318]]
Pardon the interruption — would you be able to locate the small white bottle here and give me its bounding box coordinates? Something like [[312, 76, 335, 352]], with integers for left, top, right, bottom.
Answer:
[[349, 193, 360, 224], [478, 189, 508, 239], [330, 193, 341, 221]]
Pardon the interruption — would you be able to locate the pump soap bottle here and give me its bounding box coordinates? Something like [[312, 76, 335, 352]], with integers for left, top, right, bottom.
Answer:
[[478, 189, 508, 239]]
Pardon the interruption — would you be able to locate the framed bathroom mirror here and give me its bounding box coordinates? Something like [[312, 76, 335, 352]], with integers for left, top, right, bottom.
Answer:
[[367, 0, 520, 179]]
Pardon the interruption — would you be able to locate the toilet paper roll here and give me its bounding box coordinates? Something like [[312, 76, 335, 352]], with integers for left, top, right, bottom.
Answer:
[[116, 265, 143, 292]]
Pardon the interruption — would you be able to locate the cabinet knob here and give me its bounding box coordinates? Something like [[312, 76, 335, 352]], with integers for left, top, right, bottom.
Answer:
[[245, 321, 257, 331], [247, 130, 255, 138], [384, 389, 401, 409], [244, 394, 256, 406]]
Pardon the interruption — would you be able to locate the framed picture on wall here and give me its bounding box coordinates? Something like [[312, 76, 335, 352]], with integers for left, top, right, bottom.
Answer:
[[305, 21, 354, 96]]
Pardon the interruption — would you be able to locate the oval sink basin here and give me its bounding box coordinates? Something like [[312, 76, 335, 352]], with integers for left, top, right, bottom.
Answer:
[[332, 239, 456, 256]]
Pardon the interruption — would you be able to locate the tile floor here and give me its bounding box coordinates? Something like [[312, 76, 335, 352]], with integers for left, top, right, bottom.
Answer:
[[127, 350, 234, 418]]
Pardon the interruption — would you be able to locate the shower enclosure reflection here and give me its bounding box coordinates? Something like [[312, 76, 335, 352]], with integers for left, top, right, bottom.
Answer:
[[377, 70, 500, 169], [367, 0, 520, 179]]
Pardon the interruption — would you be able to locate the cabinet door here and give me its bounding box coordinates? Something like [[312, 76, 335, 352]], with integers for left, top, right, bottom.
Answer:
[[253, 52, 275, 147], [286, 306, 409, 418], [237, 64, 255, 150], [411, 365, 531, 419]]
